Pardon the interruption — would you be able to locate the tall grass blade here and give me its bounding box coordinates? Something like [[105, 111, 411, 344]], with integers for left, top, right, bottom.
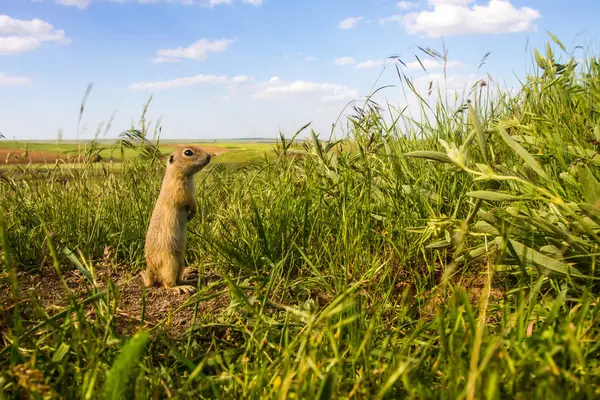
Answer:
[[497, 125, 549, 180], [467, 191, 527, 202], [404, 150, 453, 164], [467, 101, 489, 162], [577, 164, 600, 205], [508, 239, 586, 278], [101, 330, 149, 400]]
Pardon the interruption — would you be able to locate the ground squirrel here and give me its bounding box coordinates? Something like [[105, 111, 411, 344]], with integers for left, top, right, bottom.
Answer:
[[142, 146, 211, 294]]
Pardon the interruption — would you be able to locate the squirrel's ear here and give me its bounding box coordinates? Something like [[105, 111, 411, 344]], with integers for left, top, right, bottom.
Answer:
[[169, 154, 174, 164]]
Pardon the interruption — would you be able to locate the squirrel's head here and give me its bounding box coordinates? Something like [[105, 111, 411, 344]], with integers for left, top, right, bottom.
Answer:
[[167, 146, 212, 176]]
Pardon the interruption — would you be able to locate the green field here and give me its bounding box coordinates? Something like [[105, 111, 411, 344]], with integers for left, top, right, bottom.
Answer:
[[0, 141, 283, 178], [2, 40, 600, 399]]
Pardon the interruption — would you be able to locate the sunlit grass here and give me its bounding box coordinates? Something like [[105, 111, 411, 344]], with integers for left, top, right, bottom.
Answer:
[[1, 36, 600, 399]]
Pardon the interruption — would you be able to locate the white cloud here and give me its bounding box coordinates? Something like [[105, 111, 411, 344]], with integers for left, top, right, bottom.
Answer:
[[403, 0, 541, 37], [56, 0, 264, 7], [0, 37, 41, 54], [153, 37, 234, 63], [130, 73, 358, 103], [355, 59, 385, 69], [0, 15, 66, 39], [413, 72, 487, 93], [241, 0, 262, 6], [379, 15, 402, 25], [231, 75, 251, 83], [208, 0, 264, 5], [338, 17, 363, 30], [151, 56, 180, 63], [0, 15, 69, 55], [428, 0, 473, 5], [334, 56, 355, 65], [397, 1, 419, 9], [0, 73, 32, 85], [253, 78, 359, 102], [406, 59, 463, 70], [208, 0, 231, 6], [56, 0, 91, 9], [129, 74, 251, 91]]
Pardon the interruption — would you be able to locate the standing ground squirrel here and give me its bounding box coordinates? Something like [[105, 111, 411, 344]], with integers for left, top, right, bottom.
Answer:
[[142, 146, 211, 294]]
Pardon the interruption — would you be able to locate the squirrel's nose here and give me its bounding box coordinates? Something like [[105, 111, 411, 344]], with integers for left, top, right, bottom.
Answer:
[[207, 153, 212, 161]]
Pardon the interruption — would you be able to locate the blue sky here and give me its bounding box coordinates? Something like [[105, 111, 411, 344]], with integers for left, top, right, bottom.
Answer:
[[1, 0, 599, 140]]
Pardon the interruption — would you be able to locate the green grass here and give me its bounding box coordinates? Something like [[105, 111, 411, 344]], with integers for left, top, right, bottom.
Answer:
[[0, 148, 276, 173], [0, 140, 275, 162], [0, 141, 275, 152], [0, 141, 81, 153], [2, 37, 600, 399]]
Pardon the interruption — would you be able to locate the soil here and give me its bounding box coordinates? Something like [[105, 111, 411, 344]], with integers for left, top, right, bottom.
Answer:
[[0, 255, 230, 338], [417, 269, 505, 322], [0, 150, 71, 165]]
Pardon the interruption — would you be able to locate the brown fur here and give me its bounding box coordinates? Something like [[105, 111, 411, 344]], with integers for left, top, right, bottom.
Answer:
[[142, 146, 211, 294]]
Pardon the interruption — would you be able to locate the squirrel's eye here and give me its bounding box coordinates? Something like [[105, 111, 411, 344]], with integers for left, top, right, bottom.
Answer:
[[183, 150, 194, 157]]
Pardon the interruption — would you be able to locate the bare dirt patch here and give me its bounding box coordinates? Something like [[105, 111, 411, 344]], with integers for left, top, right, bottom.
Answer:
[[0, 149, 70, 165], [417, 267, 505, 322], [115, 268, 229, 336], [0, 260, 230, 338]]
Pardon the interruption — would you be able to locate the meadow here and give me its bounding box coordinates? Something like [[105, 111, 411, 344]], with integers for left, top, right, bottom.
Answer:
[[1, 39, 600, 399], [0, 137, 276, 168]]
